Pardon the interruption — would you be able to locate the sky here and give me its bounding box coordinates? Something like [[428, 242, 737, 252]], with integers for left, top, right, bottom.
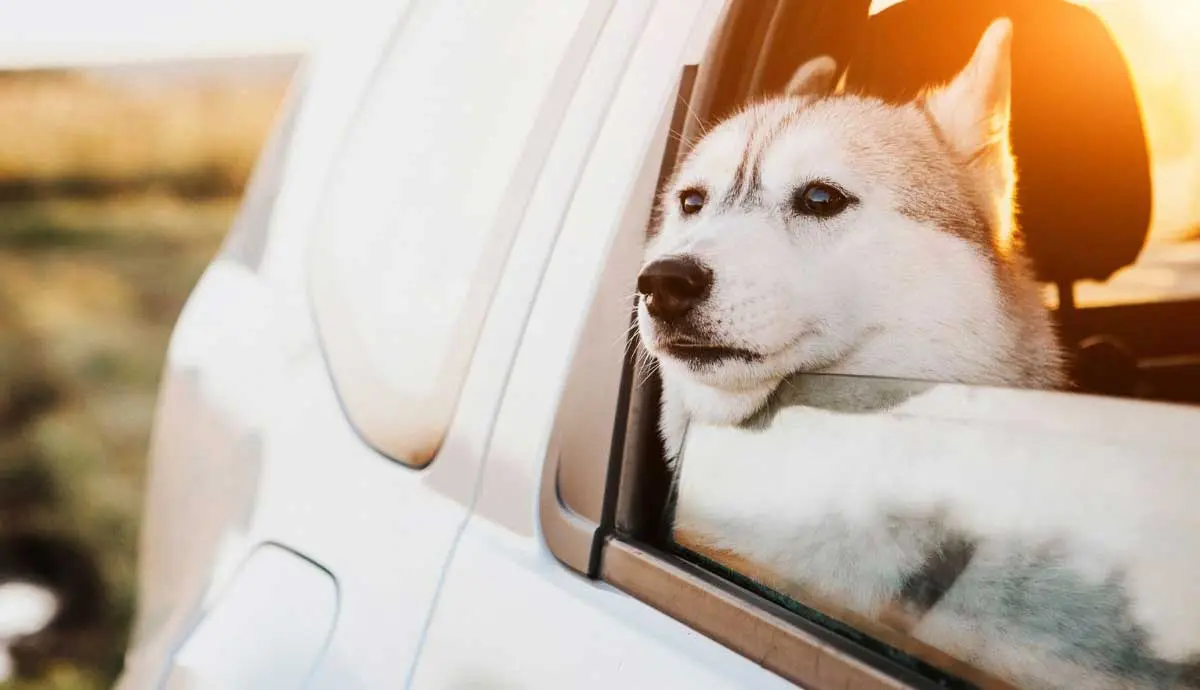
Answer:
[[0, 0, 348, 68], [6, 0, 1199, 71]]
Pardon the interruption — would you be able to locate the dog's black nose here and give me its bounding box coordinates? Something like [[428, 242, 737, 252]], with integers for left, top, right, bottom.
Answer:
[[637, 256, 713, 321]]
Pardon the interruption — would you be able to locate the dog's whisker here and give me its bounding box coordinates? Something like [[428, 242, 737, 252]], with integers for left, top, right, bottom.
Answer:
[[679, 96, 709, 142], [608, 316, 644, 354], [636, 359, 661, 389], [668, 127, 694, 148], [612, 330, 639, 356], [626, 338, 649, 364]]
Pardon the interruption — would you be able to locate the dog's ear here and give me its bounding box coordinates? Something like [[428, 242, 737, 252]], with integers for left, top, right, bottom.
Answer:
[[784, 55, 838, 98], [923, 19, 1013, 160]]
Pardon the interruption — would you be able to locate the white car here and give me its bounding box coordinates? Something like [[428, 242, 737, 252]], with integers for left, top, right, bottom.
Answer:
[[113, 0, 1200, 688]]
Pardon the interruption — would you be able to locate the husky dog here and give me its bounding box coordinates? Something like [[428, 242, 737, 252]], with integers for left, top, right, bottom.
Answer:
[[637, 19, 1063, 455], [636, 19, 1200, 690]]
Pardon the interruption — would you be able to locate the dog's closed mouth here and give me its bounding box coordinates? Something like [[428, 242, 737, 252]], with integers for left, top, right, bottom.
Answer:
[[662, 340, 761, 363]]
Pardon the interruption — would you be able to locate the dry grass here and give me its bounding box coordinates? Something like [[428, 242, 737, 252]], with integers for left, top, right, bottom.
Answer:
[[0, 69, 289, 196]]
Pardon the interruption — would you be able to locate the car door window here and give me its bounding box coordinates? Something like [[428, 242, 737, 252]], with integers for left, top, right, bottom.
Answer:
[[308, 0, 601, 467]]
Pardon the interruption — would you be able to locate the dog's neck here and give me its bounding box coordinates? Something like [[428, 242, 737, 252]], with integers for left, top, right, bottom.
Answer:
[[671, 376, 775, 425], [657, 374, 775, 461]]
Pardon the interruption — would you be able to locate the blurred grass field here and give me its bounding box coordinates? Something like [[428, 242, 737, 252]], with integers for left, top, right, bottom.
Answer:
[[0, 58, 294, 689], [0, 67, 288, 198]]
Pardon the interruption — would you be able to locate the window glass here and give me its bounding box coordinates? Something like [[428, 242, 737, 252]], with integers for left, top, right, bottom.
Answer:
[[308, 0, 595, 466], [219, 65, 307, 272], [669, 374, 1200, 689]]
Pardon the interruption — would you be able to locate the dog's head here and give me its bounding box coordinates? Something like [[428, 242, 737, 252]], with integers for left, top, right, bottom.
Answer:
[[638, 20, 1023, 422]]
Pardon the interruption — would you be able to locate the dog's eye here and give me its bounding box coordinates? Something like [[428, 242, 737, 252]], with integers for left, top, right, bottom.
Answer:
[[678, 188, 706, 216], [792, 182, 851, 217]]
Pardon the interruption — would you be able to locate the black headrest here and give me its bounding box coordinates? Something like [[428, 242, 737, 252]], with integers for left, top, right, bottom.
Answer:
[[842, 0, 1152, 286]]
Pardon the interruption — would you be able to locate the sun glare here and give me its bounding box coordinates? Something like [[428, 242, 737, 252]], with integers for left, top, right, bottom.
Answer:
[[864, 0, 1200, 304], [870, 0, 1200, 244]]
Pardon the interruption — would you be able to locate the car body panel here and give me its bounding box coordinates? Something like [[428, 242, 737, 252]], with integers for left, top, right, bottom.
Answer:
[[119, 1, 797, 688]]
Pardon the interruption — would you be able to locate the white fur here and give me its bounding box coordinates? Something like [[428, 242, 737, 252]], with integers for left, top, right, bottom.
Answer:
[[641, 16, 1056, 434], [677, 395, 1200, 660]]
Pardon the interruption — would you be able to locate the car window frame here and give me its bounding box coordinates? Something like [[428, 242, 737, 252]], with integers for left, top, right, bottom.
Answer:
[[218, 60, 308, 273]]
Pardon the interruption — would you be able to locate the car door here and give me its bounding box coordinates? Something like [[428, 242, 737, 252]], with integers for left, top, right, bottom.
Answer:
[[403, 2, 799, 688], [121, 1, 620, 688], [288, 1, 624, 689]]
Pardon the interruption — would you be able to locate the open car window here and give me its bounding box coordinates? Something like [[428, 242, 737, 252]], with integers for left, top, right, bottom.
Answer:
[[543, 0, 1200, 688]]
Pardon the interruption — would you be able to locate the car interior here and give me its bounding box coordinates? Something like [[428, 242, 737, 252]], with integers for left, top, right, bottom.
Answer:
[[603, 0, 1200, 686]]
